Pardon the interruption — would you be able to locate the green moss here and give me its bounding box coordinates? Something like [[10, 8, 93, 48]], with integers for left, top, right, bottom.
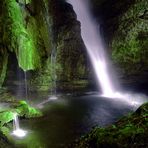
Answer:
[[0, 100, 42, 129], [0, 91, 16, 102], [30, 58, 53, 91], [0, 130, 14, 148], [0, 126, 10, 136], [73, 102, 148, 148], [0, 52, 8, 87], [0, 111, 14, 127], [3, 0, 40, 71], [15, 100, 42, 118], [111, 0, 148, 74]]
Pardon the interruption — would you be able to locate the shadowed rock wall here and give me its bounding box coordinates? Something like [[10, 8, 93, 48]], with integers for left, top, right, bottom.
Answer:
[[0, 0, 89, 91]]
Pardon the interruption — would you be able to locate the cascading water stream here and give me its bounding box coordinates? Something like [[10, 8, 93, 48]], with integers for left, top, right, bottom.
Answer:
[[13, 114, 20, 131], [68, 0, 117, 97], [24, 71, 28, 100], [67, 0, 147, 107], [37, 50, 57, 109], [51, 47, 57, 96], [37, 1, 57, 109], [12, 113, 26, 137], [43, 1, 57, 99]]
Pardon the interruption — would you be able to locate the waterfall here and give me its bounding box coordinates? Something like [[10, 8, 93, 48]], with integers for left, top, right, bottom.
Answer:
[[68, 0, 117, 97], [13, 114, 20, 130], [51, 46, 57, 96], [43, 1, 57, 100], [24, 71, 28, 100], [66, 0, 148, 108], [36, 1, 57, 109], [12, 113, 26, 137]]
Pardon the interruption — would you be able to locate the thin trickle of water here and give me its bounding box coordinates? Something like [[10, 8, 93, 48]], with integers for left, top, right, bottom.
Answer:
[[43, 0, 52, 41], [24, 71, 28, 100], [51, 47, 57, 96], [13, 114, 20, 130], [68, 0, 117, 96], [12, 113, 26, 137], [43, 0, 57, 96]]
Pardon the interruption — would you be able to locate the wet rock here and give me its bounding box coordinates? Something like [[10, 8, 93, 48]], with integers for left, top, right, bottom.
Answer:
[[91, 0, 148, 81], [0, 131, 14, 148], [0, 0, 89, 91], [71, 102, 148, 148]]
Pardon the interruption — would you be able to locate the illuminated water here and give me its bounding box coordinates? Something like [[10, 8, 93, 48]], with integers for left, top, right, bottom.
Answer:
[[24, 72, 28, 100], [68, 0, 116, 96], [12, 113, 26, 138], [8, 0, 147, 146], [12, 92, 135, 147], [51, 46, 57, 96]]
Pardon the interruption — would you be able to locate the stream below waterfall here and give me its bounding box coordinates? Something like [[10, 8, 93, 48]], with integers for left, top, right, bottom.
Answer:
[[11, 91, 134, 148]]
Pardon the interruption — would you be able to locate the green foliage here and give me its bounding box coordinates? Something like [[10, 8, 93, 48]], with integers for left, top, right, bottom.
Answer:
[[74, 102, 148, 148], [0, 111, 15, 127], [0, 126, 10, 136], [111, 0, 148, 74], [112, 39, 141, 72], [0, 52, 8, 87], [0, 130, 13, 148], [3, 0, 40, 71], [0, 100, 42, 129], [15, 100, 42, 118]]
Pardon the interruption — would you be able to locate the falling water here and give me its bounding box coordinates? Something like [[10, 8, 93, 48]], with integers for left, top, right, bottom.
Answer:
[[24, 71, 28, 100], [68, 0, 117, 96], [67, 0, 148, 108], [13, 114, 20, 131], [51, 47, 57, 96], [42, 1, 57, 100], [37, 50, 57, 108], [12, 113, 26, 137]]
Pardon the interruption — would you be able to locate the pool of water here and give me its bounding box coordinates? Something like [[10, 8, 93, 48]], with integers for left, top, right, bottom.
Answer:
[[11, 92, 134, 148]]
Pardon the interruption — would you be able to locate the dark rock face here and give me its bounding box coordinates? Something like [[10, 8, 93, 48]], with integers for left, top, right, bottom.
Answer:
[[49, 0, 88, 82], [0, 0, 89, 91], [71, 102, 148, 148], [91, 0, 148, 86], [0, 0, 8, 87], [30, 0, 89, 91], [0, 132, 14, 148], [0, 0, 147, 91]]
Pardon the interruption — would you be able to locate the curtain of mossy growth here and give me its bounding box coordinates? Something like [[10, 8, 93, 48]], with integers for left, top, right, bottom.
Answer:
[[28, 0, 54, 91], [110, 0, 148, 74], [0, 51, 8, 88], [2, 0, 40, 71]]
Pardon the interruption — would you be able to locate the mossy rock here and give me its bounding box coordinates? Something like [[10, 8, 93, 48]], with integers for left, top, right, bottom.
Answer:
[[2, 0, 41, 71], [15, 100, 42, 118], [0, 130, 14, 148], [135, 102, 148, 116], [71, 102, 148, 148], [0, 100, 42, 129], [0, 91, 16, 102], [0, 111, 15, 127]]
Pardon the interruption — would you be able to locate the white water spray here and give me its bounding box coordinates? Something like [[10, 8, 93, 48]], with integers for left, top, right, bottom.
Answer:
[[67, 0, 147, 107], [12, 113, 26, 138], [68, 0, 116, 96]]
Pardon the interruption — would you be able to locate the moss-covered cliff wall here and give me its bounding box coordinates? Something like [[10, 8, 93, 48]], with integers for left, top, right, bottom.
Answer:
[[48, 0, 88, 90], [0, 0, 88, 91], [2, 0, 41, 71], [1, 0, 147, 91], [0, 0, 8, 88], [91, 0, 148, 84]]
